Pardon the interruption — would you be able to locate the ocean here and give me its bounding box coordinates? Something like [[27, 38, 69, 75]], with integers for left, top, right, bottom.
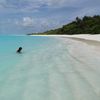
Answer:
[[0, 36, 66, 100], [0, 36, 99, 100], [0, 36, 57, 67]]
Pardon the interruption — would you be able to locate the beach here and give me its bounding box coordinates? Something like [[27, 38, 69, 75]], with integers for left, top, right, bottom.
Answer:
[[0, 35, 100, 100]]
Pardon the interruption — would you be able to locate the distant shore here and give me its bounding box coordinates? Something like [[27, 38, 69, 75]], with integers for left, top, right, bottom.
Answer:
[[30, 34, 100, 42]]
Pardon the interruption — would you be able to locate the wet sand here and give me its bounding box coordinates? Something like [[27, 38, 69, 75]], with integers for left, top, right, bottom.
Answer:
[[68, 37, 100, 47]]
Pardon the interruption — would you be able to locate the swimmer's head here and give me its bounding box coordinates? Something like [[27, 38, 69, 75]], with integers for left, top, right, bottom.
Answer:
[[17, 47, 22, 53]]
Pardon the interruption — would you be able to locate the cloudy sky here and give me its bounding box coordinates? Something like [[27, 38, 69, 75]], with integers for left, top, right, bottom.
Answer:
[[0, 0, 100, 34]]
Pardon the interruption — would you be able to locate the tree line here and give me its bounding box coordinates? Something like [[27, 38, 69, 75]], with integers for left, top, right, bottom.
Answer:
[[29, 15, 100, 35]]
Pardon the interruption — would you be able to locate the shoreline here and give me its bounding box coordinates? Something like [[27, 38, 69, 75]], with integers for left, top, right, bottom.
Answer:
[[65, 37, 100, 47], [30, 34, 100, 42]]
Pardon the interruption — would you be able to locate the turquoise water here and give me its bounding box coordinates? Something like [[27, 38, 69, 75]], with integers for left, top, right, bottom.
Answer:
[[0, 36, 100, 100], [0, 36, 63, 100], [0, 36, 56, 68]]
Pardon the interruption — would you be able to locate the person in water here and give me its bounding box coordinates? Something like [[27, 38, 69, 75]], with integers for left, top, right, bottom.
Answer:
[[16, 47, 22, 53]]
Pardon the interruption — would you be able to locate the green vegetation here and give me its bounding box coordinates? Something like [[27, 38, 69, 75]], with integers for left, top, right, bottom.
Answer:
[[28, 15, 100, 35]]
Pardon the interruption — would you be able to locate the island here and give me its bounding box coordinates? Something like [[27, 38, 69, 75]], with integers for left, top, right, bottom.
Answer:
[[28, 15, 100, 35]]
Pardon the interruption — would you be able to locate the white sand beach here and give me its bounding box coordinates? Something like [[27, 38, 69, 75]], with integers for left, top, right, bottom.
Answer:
[[62, 34, 100, 41], [57, 35, 100, 100], [31, 34, 100, 41]]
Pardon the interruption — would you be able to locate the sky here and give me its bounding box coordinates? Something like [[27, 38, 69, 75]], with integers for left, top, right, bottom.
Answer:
[[0, 0, 100, 34]]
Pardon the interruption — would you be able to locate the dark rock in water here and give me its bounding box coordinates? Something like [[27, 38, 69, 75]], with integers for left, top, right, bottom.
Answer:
[[16, 47, 22, 53]]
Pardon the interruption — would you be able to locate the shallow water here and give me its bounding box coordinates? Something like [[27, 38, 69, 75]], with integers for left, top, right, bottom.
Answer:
[[0, 36, 100, 100], [0, 36, 56, 67]]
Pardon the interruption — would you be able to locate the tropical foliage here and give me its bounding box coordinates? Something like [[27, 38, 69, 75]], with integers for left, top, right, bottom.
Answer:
[[29, 15, 100, 35]]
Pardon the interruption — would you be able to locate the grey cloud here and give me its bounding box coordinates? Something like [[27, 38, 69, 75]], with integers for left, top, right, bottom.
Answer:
[[0, 0, 84, 10]]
